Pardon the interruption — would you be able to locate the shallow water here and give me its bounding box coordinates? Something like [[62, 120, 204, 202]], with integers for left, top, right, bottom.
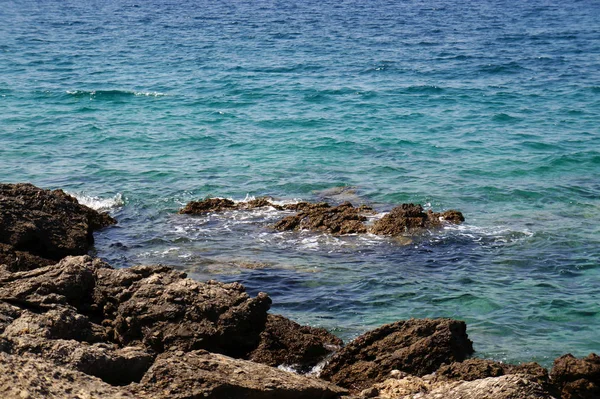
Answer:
[[1, 0, 599, 367]]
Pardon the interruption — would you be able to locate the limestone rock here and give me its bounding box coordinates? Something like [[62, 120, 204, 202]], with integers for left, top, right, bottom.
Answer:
[[273, 202, 372, 235]]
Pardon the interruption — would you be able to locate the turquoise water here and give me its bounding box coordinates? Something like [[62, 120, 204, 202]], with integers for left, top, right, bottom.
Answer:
[[1, 0, 599, 367]]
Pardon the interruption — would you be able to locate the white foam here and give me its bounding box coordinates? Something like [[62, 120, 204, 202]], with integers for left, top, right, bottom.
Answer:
[[72, 192, 125, 211]]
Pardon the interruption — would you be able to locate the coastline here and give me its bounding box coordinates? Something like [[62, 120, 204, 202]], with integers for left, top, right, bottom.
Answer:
[[0, 183, 597, 398]]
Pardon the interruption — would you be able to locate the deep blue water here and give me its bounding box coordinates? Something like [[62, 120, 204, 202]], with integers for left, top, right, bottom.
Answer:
[[1, 0, 599, 367]]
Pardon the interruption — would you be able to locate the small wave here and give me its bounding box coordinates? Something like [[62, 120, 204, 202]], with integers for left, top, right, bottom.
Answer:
[[66, 89, 166, 99], [72, 193, 125, 211]]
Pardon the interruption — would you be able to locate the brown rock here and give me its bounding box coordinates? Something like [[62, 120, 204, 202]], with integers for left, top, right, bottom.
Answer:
[[550, 353, 600, 399], [274, 202, 372, 235], [320, 318, 474, 392], [369, 204, 464, 236], [137, 349, 348, 399], [179, 196, 284, 214], [248, 314, 343, 372], [0, 183, 116, 270], [179, 197, 237, 214]]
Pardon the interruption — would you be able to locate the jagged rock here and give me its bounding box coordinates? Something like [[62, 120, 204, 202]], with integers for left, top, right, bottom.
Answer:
[[550, 353, 600, 399], [366, 374, 553, 399], [435, 358, 550, 389], [136, 349, 348, 399], [0, 256, 106, 310], [110, 274, 272, 356], [0, 183, 116, 271], [248, 314, 343, 372], [369, 204, 464, 236], [0, 351, 137, 399], [320, 318, 474, 392], [273, 202, 373, 234]]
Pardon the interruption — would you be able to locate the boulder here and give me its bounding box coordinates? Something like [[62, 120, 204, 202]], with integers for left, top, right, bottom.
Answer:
[[273, 202, 373, 235], [365, 374, 553, 399], [136, 349, 348, 399], [550, 353, 600, 399], [248, 314, 343, 372], [320, 318, 473, 392], [369, 204, 463, 236], [0, 183, 116, 271]]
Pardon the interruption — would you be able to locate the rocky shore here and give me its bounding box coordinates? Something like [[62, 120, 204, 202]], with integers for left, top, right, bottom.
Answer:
[[0, 184, 598, 399]]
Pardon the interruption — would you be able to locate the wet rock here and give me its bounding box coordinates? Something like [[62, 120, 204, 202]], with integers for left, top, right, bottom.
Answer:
[[367, 374, 553, 399], [137, 349, 348, 399], [179, 197, 237, 214], [0, 183, 116, 271], [320, 318, 474, 392], [248, 314, 343, 372], [273, 202, 373, 235], [369, 204, 464, 236], [179, 196, 283, 214], [550, 353, 600, 399], [0, 351, 137, 399]]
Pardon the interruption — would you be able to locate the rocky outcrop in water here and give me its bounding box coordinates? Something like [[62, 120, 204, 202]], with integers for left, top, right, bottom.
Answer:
[[179, 197, 464, 236], [0, 183, 116, 271], [550, 353, 600, 399], [369, 204, 464, 235], [319, 318, 474, 392]]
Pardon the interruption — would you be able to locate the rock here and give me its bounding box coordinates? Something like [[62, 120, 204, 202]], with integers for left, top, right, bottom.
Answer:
[[110, 274, 272, 356], [369, 204, 464, 236], [136, 349, 348, 399], [435, 358, 550, 389], [179, 196, 284, 214], [248, 314, 343, 372], [369, 374, 553, 399], [0, 351, 137, 399], [320, 318, 474, 392], [0, 183, 116, 270], [0, 255, 104, 310], [550, 353, 600, 399], [273, 202, 373, 235]]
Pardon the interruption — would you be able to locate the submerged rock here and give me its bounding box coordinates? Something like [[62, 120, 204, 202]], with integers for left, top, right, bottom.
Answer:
[[0, 183, 116, 271], [369, 204, 464, 236], [320, 318, 474, 392], [550, 353, 600, 399], [137, 350, 347, 399], [248, 314, 343, 373]]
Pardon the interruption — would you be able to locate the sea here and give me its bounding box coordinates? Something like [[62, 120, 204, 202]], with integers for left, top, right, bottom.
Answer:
[[1, 0, 599, 368]]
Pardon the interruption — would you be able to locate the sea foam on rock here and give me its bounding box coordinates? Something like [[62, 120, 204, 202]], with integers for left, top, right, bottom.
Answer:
[[179, 196, 465, 236]]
